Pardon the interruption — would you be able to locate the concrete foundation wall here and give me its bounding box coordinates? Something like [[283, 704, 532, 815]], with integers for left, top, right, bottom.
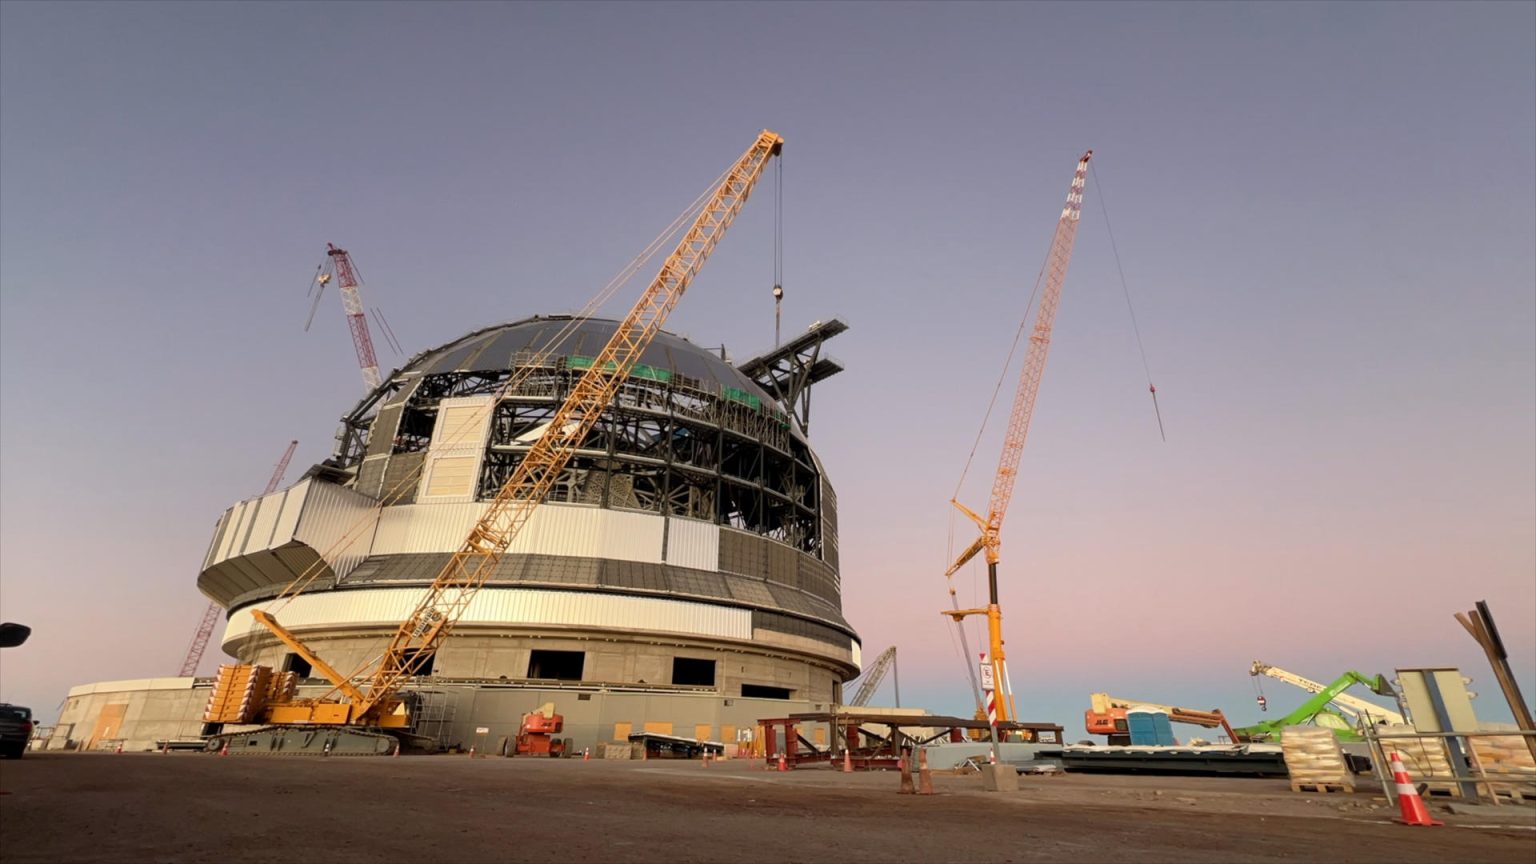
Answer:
[[50, 678, 211, 752], [241, 629, 844, 706]]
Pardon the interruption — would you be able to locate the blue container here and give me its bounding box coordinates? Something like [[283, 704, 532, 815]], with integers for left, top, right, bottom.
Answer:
[[1126, 709, 1176, 746]]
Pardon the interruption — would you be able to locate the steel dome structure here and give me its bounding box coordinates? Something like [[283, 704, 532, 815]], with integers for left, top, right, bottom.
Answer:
[[195, 315, 857, 746]]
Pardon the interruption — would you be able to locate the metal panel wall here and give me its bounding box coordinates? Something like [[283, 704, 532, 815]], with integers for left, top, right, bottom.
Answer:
[[241, 494, 284, 557], [291, 479, 382, 581], [371, 502, 665, 564], [223, 586, 753, 646], [664, 517, 720, 571]]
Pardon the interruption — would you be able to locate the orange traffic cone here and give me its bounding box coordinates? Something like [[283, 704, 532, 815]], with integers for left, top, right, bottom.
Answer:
[[918, 748, 934, 795], [1389, 751, 1443, 827], [701, 750, 710, 767], [468, 745, 476, 758], [583, 747, 590, 762], [218, 741, 229, 756], [393, 742, 401, 758], [114, 742, 123, 754], [842, 749, 853, 773], [777, 752, 787, 772]]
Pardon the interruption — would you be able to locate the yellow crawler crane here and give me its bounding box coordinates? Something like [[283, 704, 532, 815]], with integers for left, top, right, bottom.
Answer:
[[210, 130, 783, 755]]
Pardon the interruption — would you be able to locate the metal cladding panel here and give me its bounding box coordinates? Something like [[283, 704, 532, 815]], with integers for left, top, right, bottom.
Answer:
[[291, 480, 381, 580], [372, 502, 490, 555], [512, 507, 664, 563], [203, 510, 232, 571], [216, 500, 251, 564], [271, 485, 306, 549], [371, 502, 665, 563], [431, 396, 494, 452], [223, 587, 752, 646], [242, 495, 283, 557], [664, 517, 719, 571]]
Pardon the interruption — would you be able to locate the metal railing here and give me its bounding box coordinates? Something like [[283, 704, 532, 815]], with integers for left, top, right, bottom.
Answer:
[[1361, 725, 1536, 804]]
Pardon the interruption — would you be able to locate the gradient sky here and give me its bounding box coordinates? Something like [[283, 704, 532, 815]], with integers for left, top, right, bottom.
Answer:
[[2, 1, 1532, 731]]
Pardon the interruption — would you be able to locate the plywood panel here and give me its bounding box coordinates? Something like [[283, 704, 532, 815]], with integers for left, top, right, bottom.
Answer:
[[612, 722, 632, 742], [643, 721, 674, 735], [694, 724, 712, 743]]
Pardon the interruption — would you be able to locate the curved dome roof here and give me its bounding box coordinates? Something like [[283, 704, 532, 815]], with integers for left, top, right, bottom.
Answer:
[[396, 315, 773, 401]]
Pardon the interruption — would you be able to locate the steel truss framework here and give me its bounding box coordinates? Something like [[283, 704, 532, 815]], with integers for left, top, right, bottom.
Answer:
[[334, 354, 826, 556]]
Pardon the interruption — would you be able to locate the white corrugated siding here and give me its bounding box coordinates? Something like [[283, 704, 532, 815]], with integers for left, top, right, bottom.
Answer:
[[208, 483, 311, 568], [271, 484, 306, 548], [291, 479, 381, 579], [664, 517, 720, 570], [242, 494, 283, 557], [371, 502, 664, 563], [223, 587, 751, 646]]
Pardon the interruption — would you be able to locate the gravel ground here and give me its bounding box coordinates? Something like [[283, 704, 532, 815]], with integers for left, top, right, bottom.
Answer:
[[2, 752, 1532, 863]]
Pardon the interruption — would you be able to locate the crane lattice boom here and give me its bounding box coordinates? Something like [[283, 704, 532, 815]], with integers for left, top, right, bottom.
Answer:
[[948, 150, 1092, 575], [177, 439, 297, 676], [942, 151, 1092, 730], [326, 244, 382, 391], [848, 646, 898, 708], [255, 130, 784, 722]]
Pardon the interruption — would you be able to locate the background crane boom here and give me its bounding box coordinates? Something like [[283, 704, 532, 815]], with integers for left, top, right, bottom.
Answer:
[[943, 151, 1092, 730], [176, 439, 297, 676]]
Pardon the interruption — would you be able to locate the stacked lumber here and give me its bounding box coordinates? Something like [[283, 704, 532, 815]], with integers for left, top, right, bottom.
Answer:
[[203, 664, 274, 724], [1471, 723, 1536, 802], [1282, 726, 1354, 793], [1380, 724, 1459, 797]]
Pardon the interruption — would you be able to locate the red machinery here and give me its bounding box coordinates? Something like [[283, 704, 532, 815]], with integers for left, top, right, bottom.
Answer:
[[515, 705, 567, 757]]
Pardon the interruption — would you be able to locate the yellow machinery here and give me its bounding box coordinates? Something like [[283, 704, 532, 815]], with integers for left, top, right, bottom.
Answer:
[[208, 130, 783, 754], [941, 151, 1092, 736]]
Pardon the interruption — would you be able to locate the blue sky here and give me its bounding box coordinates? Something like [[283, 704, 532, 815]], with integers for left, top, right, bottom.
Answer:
[[2, 1, 1532, 730]]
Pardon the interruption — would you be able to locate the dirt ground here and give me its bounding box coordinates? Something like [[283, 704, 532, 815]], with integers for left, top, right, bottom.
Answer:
[[2, 752, 1533, 863]]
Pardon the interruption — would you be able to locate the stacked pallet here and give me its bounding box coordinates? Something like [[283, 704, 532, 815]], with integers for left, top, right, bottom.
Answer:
[[1281, 726, 1354, 793], [1470, 723, 1536, 802], [1380, 724, 1459, 797], [203, 664, 274, 724]]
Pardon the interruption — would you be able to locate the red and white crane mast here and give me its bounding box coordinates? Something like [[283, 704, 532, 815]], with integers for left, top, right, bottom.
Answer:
[[325, 244, 382, 391]]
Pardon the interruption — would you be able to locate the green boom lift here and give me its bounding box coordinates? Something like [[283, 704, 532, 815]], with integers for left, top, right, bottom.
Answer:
[[1235, 667, 1404, 743]]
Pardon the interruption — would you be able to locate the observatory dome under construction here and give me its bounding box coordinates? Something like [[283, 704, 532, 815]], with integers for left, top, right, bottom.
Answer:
[[194, 314, 857, 745]]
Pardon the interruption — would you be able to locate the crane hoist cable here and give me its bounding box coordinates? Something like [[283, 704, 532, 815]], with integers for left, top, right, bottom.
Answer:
[[1088, 161, 1164, 441]]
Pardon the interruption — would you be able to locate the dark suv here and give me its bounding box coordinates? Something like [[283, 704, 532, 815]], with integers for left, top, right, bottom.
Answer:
[[0, 703, 34, 758]]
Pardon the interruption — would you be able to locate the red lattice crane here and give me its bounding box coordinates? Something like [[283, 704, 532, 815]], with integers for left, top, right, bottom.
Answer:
[[943, 151, 1092, 727], [176, 440, 298, 677], [307, 244, 382, 392]]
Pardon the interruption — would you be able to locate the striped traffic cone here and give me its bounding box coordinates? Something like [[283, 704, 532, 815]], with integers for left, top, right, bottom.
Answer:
[[218, 741, 229, 756], [1389, 751, 1443, 827], [777, 752, 787, 772], [583, 747, 590, 762], [842, 749, 853, 773], [918, 748, 934, 795]]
